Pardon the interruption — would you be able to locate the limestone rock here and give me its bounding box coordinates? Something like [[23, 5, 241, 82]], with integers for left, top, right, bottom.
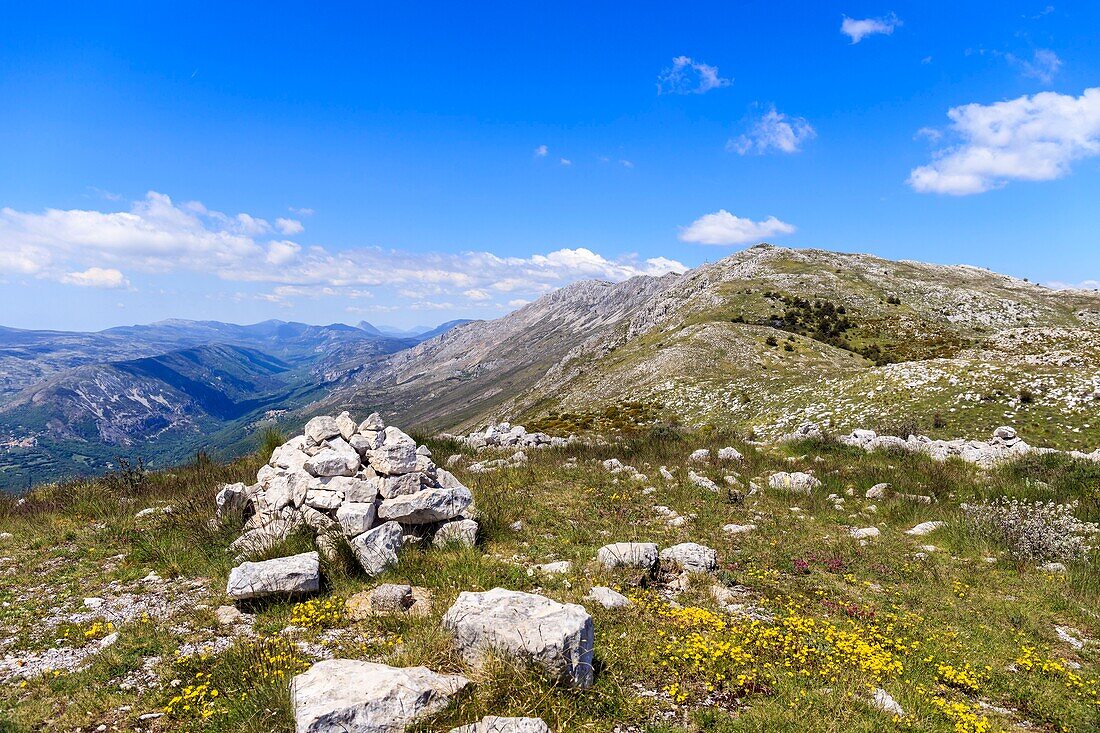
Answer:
[[865, 483, 890, 499], [336, 502, 378, 537], [304, 448, 359, 478], [304, 416, 341, 444], [905, 521, 945, 536], [335, 411, 358, 441], [585, 586, 633, 609], [433, 519, 479, 548], [350, 521, 403, 576], [660, 542, 718, 573], [767, 472, 821, 494], [290, 659, 470, 733], [369, 427, 418, 475], [596, 542, 659, 570], [443, 588, 595, 688], [226, 551, 320, 601], [717, 446, 743, 462], [376, 486, 473, 525]]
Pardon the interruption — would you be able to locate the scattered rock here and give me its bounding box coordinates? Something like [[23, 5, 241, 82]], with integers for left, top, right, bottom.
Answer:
[[597, 542, 659, 570], [717, 446, 743, 462], [433, 518, 479, 548], [443, 588, 595, 688], [849, 527, 880, 540], [722, 523, 757, 535], [865, 483, 890, 499], [290, 659, 470, 733], [585, 586, 633, 609], [872, 687, 905, 718], [226, 551, 321, 601], [660, 543, 718, 574], [905, 521, 945, 536], [767, 472, 821, 494]]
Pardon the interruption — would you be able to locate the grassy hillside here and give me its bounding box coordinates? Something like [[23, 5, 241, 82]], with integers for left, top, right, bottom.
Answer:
[[495, 246, 1100, 451], [2, 427, 1099, 731]]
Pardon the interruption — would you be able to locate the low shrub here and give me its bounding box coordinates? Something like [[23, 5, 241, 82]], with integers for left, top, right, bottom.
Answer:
[[961, 497, 1098, 563]]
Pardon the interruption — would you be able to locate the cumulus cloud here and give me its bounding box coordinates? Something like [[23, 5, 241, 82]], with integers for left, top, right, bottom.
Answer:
[[275, 217, 304, 235], [0, 191, 686, 304], [728, 106, 816, 155], [61, 267, 130, 289], [908, 87, 1100, 195], [841, 14, 901, 44], [534, 144, 548, 157], [657, 56, 731, 95], [679, 210, 796, 246]]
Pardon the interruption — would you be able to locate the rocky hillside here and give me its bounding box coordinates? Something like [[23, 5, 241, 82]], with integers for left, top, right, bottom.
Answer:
[[2, 412, 1099, 732], [333, 245, 1100, 451]]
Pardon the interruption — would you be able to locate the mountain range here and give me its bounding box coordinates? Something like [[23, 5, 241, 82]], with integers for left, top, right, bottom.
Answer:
[[4, 244, 1099, 490]]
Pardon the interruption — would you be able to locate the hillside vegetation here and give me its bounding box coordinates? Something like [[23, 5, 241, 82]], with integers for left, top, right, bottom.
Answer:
[[2, 423, 1099, 732]]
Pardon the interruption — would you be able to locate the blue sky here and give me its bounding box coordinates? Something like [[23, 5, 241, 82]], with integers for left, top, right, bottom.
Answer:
[[2, 1, 1099, 331]]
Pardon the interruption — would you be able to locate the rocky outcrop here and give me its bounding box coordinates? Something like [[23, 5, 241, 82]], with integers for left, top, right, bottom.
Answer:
[[290, 659, 470, 733], [442, 588, 595, 688], [837, 425, 1100, 468], [445, 422, 575, 450]]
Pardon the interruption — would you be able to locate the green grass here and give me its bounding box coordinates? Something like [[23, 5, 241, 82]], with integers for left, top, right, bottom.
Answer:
[[1, 431, 1099, 731]]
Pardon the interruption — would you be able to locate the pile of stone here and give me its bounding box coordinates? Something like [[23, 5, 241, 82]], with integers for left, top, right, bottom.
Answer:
[[444, 422, 574, 451], [838, 425, 1100, 468], [218, 412, 477, 599]]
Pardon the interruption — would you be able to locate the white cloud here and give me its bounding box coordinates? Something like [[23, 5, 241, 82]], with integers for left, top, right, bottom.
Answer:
[[1011, 48, 1062, 83], [657, 56, 731, 95], [908, 87, 1100, 195], [0, 191, 686, 306], [679, 210, 796, 246], [463, 288, 491, 301], [534, 144, 548, 157], [728, 106, 816, 155], [275, 217, 304, 235], [60, 267, 130, 289], [507, 298, 530, 308], [1046, 279, 1100, 291], [559, 158, 572, 166], [289, 206, 315, 216], [841, 14, 901, 44], [619, 159, 634, 168], [266, 240, 301, 265], [915, 126, 942, 142]]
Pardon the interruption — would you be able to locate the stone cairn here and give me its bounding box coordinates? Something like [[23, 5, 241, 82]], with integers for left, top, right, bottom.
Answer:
[[218, 412, 477, 600]]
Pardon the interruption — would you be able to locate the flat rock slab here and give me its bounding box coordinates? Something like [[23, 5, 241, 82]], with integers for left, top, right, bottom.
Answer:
[[443, 587, 595, 688], [291, 659, 470, 733], [377, 486, 473, 525], [585, 586, 633, 609], [596, 542, 659, 570], [449, 717, 551, 733], [226, 551, 320, 601]]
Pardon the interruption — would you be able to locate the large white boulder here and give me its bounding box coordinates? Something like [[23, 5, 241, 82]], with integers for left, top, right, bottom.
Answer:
[[767, 471, 821, 494], [336, 502, 377, 537], [596, 542, 659, 570], [433, 518, 479, 548], [290, 659, 470, 733], [304, 448, 359, 478], [369, 427, 419, 475], [443, 588, 595, 688], [660, 542, 718, 573], [350, 521, 403, 576], [304, 416, 341, 444], [226, 551, 320, 600], [376, 486, 473, 525], [335, 411, 358, 441], [449, 718, 551, 733]]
